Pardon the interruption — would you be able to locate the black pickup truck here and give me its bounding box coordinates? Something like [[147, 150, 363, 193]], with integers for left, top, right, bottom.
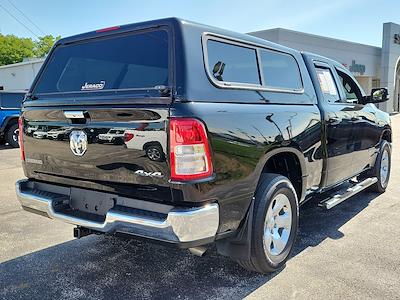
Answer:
[[15, 18, 392, 274]]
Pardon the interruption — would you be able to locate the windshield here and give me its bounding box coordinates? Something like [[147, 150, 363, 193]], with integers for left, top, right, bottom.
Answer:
[[33, 29, 169, 96]]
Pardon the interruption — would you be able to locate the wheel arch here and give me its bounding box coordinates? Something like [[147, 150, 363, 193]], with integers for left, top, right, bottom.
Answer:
[[380, 128, 392, 143], [257, 147, 307, 202], [216, 146, 307, 260], [0, 115, 19, 133], [142, 140, 163, 151]]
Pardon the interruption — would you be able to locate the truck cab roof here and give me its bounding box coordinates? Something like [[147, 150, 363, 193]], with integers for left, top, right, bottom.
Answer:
[[56, 17, 337, 66], [56, 17, 299, 54]]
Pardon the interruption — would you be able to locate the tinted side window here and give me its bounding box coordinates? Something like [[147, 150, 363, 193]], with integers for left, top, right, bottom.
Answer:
[[207, 40, 260, 85], [260, 50, 302, 90], [0, 93, 24, 108], [336, 69, 362, 103], [34, 30, 169, 95], [315, 67, 340, 103]]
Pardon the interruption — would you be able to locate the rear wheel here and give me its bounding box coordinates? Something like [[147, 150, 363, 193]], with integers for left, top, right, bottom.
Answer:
[[236, 174, 299, 274], [145, 144, 165, 162], [368, 141, 391, 193], [6, 123, 19, 148]]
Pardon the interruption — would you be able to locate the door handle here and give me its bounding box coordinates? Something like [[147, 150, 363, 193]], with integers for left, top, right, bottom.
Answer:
[[327, 117, 340, 124], [63, 110, 90, 124], [64, 111, 87, 119], [351, 116, 361, 121]]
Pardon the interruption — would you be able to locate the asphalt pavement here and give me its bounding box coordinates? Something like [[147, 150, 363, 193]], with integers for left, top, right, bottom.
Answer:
[[1, 115, 399, 300]]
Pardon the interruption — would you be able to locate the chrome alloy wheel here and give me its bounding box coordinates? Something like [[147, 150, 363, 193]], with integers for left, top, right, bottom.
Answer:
[[380, 149, 389, 187], [147, 148, 161, 161], [13, 128, 19, 145], [263, 193, 292, 256]]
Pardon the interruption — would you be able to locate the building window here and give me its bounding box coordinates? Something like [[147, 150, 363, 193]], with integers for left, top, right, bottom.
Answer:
[[372, 79, 381, 89]]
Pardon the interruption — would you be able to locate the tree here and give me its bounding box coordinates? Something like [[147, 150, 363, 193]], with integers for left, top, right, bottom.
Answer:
[[33, 35, 61, 58], [0, 34, 60, 66], [0, 34, 34, 66]]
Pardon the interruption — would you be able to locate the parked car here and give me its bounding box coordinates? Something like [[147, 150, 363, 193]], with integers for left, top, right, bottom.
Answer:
[[32, 130, 48, 139], [124, 127, 167, 162], [47, 127, 73, 140], [0, 91, 25, 147], [15, 18, 392, 274], [98, 128, 125, 144]]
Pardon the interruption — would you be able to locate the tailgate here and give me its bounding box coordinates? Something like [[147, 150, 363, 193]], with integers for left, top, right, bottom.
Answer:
[[20, 25, 175, 202], [21, 105, 172, 201]]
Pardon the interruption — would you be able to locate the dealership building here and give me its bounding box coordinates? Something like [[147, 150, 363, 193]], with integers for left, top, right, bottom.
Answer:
[[1, 22, 400, 113]]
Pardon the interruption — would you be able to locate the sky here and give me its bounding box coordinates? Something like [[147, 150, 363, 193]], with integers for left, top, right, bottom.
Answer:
[[0, 0, 399, 47]]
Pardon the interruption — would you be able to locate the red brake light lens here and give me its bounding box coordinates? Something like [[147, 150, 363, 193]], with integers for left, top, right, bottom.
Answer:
[[18, 116, 25, 161], [169, 118, 213, 181], [124, 132, 134, 142], [96, 26, 120, 33]]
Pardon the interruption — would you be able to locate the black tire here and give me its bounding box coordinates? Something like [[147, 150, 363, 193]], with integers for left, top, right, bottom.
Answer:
[[368, 141, 391, 193], [6, 123, 19, 148], [145, 144, 165, 162], [236, 174, 299, 274]]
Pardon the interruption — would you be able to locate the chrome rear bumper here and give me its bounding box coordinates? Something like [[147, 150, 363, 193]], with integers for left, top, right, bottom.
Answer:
[[16, 179, 219, 245]]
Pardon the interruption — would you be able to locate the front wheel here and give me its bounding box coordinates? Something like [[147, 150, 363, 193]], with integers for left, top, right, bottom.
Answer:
[[368, 141, 391, 193], [236, 174, 299, 274], [6, 123, 19, 148]]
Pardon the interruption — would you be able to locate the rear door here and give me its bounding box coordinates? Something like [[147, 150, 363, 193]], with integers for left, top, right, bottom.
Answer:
[[21, 27, 174, 202]]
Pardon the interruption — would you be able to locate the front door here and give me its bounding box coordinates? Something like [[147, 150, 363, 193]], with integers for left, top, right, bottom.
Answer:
[[334, 67, 381, 176], [314, 63, 357, 187]]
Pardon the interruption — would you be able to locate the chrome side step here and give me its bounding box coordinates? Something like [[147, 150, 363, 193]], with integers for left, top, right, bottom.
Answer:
[[189, 246, 208, 257], [319, 177, 378, 209]]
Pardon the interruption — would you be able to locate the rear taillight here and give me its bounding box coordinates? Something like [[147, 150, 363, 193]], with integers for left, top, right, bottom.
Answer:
[[18, 116, 25, 161], [169, 118, 213, 181], [124, 132, 134, 142]]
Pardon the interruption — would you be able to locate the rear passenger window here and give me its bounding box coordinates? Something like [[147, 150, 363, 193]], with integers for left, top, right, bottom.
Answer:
[[206, 40, 261, 85], [259, 50, 302, 90], [315, 67, 340, 103]]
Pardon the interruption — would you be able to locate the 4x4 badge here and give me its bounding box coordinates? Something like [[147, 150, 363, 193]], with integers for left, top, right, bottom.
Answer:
[[134, 170, 164, 178], [69, 130, 87, 156]]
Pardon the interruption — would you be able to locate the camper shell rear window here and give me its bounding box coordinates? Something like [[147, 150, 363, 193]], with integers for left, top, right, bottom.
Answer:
[[33, 28, 170, 97]]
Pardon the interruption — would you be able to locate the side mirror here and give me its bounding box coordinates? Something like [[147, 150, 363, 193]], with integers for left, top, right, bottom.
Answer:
[[364, 88, 388, 104]]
